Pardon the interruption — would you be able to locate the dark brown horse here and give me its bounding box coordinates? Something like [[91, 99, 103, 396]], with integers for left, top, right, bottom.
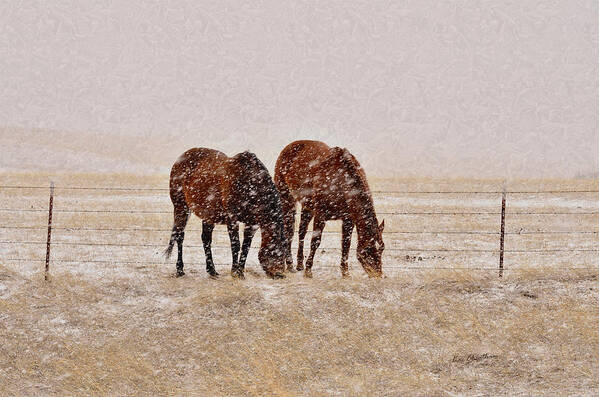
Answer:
[[275, 140, 384, 278], [165, 148, 286, 279]]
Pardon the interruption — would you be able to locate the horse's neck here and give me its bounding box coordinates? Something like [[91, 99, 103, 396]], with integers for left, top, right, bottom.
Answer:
[[260, 226, 273, 249], [344, 165, 378, 241], [350, 195, 378, 242], [259, 220, 281, 249], [258, 197, 284, 248]]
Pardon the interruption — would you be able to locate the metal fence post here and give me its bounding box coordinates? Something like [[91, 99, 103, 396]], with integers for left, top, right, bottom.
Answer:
[[499, 184, 506, 278], [45, 182, 54, 281]]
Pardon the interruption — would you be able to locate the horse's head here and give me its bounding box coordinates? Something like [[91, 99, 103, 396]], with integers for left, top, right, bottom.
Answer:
[[356, 219, 385, 277], [258, 228, 286, 279]]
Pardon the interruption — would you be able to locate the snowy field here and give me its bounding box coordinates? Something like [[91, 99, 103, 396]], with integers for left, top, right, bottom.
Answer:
[[1, 173, 598, 395]]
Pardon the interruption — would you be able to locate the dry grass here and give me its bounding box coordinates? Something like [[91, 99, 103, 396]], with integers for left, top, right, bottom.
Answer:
[[0, 267, 597, 395], [1, 172, 599, 395]]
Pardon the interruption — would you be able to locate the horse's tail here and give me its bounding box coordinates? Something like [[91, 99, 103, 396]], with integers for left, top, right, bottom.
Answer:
[[164, 225, 177, 259], [164, 202, 190, 259], [164, 151, 194, 259]]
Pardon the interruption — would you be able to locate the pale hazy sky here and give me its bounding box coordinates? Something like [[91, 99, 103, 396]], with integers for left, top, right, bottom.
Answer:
[[1, 1, 598, 177]]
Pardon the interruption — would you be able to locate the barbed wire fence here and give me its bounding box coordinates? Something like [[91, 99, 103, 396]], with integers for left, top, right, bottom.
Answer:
[[1, 184, 599, 279]]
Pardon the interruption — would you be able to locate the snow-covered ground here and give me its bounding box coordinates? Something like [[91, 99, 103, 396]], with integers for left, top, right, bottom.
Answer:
[[2, 174, 599, 280]]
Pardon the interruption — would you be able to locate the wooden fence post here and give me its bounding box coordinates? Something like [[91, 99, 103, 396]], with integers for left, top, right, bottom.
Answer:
[[499, 184, 506, 278], [45, 182, 54, 281]]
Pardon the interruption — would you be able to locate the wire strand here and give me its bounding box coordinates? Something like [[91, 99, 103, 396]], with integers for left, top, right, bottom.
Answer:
[[3, 257, 598, 271], [4, 185, 599, 194], [3, 240, 599, 253], [0, 208, 505, 215], [3, 225, 599, 235]]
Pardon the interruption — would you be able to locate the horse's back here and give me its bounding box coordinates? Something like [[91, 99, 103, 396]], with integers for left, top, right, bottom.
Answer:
[[275, 142, 372, 218], [170, 148, 227, 181], [170, 147, 229, 223], [275, 140, 331, 201]]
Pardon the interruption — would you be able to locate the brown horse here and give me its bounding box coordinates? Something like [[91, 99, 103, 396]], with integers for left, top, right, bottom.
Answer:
[[275, 140, 384, 278], [165, 148, 286, 279]]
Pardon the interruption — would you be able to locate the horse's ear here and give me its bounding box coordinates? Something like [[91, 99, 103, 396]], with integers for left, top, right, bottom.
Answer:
[[379, 220, 385, 234]]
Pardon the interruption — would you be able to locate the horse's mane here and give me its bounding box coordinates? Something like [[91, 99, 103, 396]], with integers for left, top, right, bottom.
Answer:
[[339, 148, 371, 193], [329, 147, 379, 232], [231, 151, 285, 240], [326, 147, 371, 197], [232, 151, 280, 202]]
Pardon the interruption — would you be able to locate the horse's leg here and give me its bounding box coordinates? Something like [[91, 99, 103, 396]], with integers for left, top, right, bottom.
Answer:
[[304, 214, 325, 278], [341, 218, 354, 278], [277, 180, 296, 271], [175, 224, 185, 277], [227, 222, 242, 278], [296, 206, 313, 271], [169, 205, 189, 277], [238, 224, 258, 278], [202, 221, 218, 278]]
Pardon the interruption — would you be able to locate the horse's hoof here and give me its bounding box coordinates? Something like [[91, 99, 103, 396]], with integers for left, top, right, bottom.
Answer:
[[296, 264, 304, 271], [268, 272, 286, 279], [341, 272, 350, 279], [366, 271, 383, 279], [207, 270, 219, 279], [231, 270, 245, 280], [286, 266, 297, 273], [303, 269, 313, 278], [176, 270, 185, 277]]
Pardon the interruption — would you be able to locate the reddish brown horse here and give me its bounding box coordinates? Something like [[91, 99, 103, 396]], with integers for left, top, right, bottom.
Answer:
[[275, 140, 384, 278], [165, 148, 286, 279]]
